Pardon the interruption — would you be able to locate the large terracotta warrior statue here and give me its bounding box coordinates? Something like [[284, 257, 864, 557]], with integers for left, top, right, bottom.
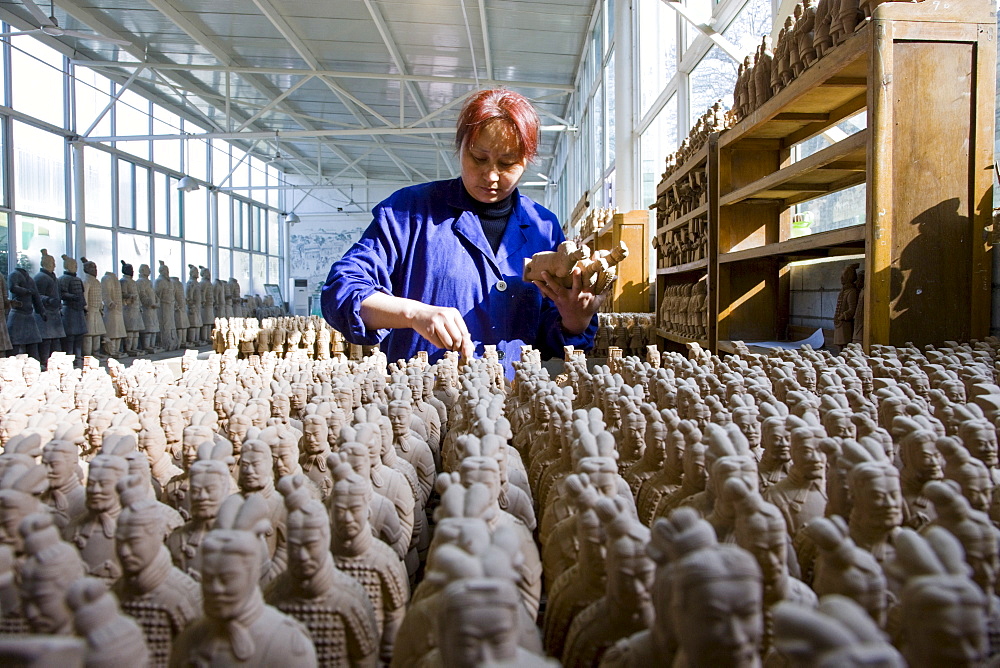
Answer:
[[136, 263, 159, 353], [33, 249, 65, 364], [198, 266, 214, 343], [101, 266, 126, 358], [155, 262, 177, 351], [185, 265, 203, 346], [119, 261, 144, 357], [81, 258, 106, 358], [59, 255, 87, 363]]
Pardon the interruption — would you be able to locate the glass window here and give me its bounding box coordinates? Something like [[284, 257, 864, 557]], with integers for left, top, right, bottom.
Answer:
[[82, 225, 112, 273], [185, 242, 208, 273], [154, 238, 181, 267], [84, 148, 112, 227], [268, 211, 279, 256], [605, 52, 615, 171], [268, 256, 279, 284], [232, 199, 243, 248], [233, 251, 250, 288], [794, 184, 866, 235], [721, 0, 772, 63], [135, 166, 149, 232], [154, 172, 169, 236], [74, 68, 112, 138], [153, 114, 183, 173], [640, 95, 679, 208], [11, 40, 64, 127], [185, 187, 209, 243], [116, 90, 150, 160], [0, 213, 9, 273], [267, 167, 279, 208], [218, 248, 232, 281], [253, 207, 263, 252], [169, 177, 181, 236], [118, 232, 151, 273], [14, 122, 66, 219], [118, 160, 134, 229], [186, 137, 209, 183], [252, 254, 266, 293], [211, 141, 229, 186], [639, 0, 677, 117], [689, 46, 737, 129], [217, 193, 231, 247]]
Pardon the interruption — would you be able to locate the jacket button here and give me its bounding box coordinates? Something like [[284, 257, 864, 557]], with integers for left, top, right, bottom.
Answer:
[[496, 280, 507, 292]]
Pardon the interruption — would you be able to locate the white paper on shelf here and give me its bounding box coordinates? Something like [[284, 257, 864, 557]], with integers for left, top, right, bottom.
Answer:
[[743, 328, 826, 352]]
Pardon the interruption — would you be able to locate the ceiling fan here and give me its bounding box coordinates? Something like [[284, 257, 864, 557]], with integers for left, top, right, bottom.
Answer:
[[0, 0, 131, 46]]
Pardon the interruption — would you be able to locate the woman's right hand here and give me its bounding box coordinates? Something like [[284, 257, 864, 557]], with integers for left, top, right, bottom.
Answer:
[[411, 303, 474, 361]]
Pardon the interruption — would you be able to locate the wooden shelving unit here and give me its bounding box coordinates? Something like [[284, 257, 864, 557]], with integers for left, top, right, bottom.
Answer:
[[653, 0, 994, 352]]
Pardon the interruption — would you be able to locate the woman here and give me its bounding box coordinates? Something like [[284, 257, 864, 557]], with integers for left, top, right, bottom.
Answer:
[[321, 89, 604, 377]]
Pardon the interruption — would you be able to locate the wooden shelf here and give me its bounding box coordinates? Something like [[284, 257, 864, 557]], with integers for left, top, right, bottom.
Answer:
[[720, 23, 870, 151], [656, 328, 708, 347], [719, 224, 865, 264], [655, 143, 709, 197], [657, 203, 709, 236], [657, 258, 708, 275], [721, 129, 867, 208]]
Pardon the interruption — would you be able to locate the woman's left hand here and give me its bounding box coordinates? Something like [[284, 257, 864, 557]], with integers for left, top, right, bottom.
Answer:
[[533, 267, 608, 336]]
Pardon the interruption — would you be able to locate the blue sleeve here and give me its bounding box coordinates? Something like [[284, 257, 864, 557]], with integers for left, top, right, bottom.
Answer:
[[536, 300, 599, 359], [320, 202, 403, 346]]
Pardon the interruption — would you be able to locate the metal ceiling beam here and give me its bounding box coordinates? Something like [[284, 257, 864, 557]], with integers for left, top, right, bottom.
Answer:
[[477, 0, 493, 80], [71, 60, 577, 92], [235, 74, 314, 132], [83, 124, 576, 142]]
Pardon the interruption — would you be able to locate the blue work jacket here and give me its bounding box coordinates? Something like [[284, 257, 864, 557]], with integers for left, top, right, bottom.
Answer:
[[321, 177, 596, 377]]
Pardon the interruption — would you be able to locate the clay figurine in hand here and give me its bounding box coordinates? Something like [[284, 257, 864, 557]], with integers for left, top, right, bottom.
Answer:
[[80, 259, 105, 357], [101, 267, 126, 358], [7, 264, 44, 360], [155, 262, 177, 352], [266, 474, 379, 668], [113, 474, 201, 667], [169, 494, 317, 667], [58, 255, 87, 364], [63, 435, 134, 584], [67, 576, 150, 668], [763, 426, 827, 536], [563, 497, 655, 668], [42, 436, 87, 529], [119, 261, 144, 356], [185, 265, 202, 346], [166, 444, 233, 579], [432, 578, 556, 668], [17, 513, 86, 635], [805, 515, 888, 627], [33, 249, 65, 364], [888, 527, 988, 667], [773, 595, 904, 667], [328, 459, 409, 663]]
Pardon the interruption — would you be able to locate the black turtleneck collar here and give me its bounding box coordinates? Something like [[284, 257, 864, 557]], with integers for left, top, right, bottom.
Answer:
[[466, 187, 515, 254]]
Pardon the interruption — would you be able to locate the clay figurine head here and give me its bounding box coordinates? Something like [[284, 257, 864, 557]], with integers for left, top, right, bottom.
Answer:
[[200, 495, 271, 622], [188, 264, 198, 280], [329, 461, 371, 550], [924, 480, 1000, 598], [81, 257, 97, 277], [86, 454, 129, 515], [438, 578, 523, 667], [728, 478, 789, 603], [790, 428, 826, 481], [238, 440, 274, 494], [67, 577, 149, 666], [139, 264, 150, 278], [0, 463, 48, 554], [18, 513, 86, 634], [302, 416, 330, 457], [849, 462, 903, 532], [120, 260, 133, 277], [40, 249, 55, 272], [279, 475, 331, 582], [200, 266, 210, 281], [43, 439, 81, 492], [597, 497, 655, 624], [62, 254, 78, 273], [387, 400, 412, 440], [157, 261, 169, 278], [114, 475, 167, 578], [958, 417, 999, 468], [762, 416, 791, 465]]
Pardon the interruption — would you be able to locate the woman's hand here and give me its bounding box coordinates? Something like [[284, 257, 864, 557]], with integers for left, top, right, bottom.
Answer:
[[533, 266, 608, 335], [411, 303, 475, 361]]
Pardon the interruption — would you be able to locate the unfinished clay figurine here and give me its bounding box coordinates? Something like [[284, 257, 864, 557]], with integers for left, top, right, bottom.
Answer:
[[523, 239, 628, 294], [266, 474, 379, 668], [68, 576, 150, 667], [169, 494, 317, 667]]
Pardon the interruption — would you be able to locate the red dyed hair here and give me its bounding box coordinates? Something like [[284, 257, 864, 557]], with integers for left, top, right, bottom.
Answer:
[[455, 89, 539, 163]]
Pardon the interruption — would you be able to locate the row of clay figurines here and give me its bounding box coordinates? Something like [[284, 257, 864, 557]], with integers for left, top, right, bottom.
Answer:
[[0, 252, 248, 365], [592, 313, 655, 359], [653, 219, 708, 269], [507, 339, 1000, 666], [211, 315, 357, 361], [1, 337, 999, 665], [657, 280, 709, 340]]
